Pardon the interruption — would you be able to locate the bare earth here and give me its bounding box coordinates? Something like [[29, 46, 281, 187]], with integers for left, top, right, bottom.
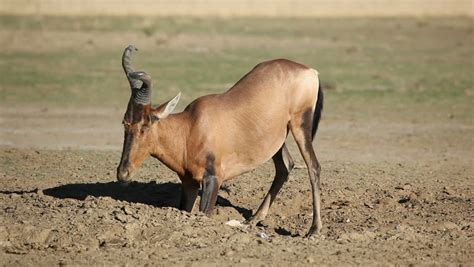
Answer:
[[0, 105, 472, 266]]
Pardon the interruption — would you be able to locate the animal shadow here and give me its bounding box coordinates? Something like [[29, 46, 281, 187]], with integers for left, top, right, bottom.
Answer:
[[43, 181, 181, 208], [216, 195, 253, 220], [43, 181, 253, 218]]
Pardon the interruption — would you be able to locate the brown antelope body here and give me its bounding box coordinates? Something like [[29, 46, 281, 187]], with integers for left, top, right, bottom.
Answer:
[[117, 45, 324, 236]]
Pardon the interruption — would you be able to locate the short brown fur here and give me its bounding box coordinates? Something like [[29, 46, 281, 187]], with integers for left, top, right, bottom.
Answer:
[[117, 49, 323, 236]]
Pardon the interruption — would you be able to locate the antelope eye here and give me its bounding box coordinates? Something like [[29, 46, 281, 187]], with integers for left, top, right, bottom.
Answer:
[[140, 124, 149, 134]]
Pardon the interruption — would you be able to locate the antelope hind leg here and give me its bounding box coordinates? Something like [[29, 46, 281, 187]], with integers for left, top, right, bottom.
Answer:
[[247, 144, 294, 225]]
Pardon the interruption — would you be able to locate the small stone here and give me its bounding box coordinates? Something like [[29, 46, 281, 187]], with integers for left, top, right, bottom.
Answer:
[[224, 249, 234, 256], [36, 189, 44, 196], [238, 258, 250, 263], [114, 213, 128, 223], [461, 222, 474, 231], [256, 232, 271, 241], [436, 222, 459, 231], [5, 247, 28, 255], [364, 202, 374, 209], [122, 206, 133, 215], [28, 228, 52, 245], [84, 208, 94, 215], [442, 187, 453, 195], [225, 219, 246, 228], [398, 196, 410, 204], [306, 257, 315, 263], [233, 245, 244, 252]]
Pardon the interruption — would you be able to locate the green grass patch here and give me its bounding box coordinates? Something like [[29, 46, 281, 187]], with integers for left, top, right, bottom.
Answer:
[[0, 15, 472, 122]]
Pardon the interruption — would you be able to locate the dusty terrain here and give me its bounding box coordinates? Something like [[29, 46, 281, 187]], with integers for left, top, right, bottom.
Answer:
[[0, 16, 473, 265], [1, 105, 473, 266]]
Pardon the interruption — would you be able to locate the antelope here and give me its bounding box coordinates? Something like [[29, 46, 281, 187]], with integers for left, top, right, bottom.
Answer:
[[116, 45, 324, 236]]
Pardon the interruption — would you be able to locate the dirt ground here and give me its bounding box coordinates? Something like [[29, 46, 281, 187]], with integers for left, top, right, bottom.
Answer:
[[0, 14, 473, 266], [0, 104, 472, 266]]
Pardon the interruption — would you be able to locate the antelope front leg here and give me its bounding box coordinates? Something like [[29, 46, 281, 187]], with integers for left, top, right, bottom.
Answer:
[[179, 179, 199, 212], [199, 175, 220, 215]]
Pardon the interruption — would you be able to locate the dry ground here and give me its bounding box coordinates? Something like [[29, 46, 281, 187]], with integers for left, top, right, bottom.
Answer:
[[1, 106, 473, 266], [0, 16, 473, 265]]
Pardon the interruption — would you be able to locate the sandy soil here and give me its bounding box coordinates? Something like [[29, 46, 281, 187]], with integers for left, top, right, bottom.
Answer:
[[0, 106, 473, 266]]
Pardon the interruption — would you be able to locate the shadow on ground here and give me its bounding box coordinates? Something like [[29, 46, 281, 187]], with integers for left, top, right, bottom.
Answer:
[[43, 181, 181, 208], [42, 181, 253, 218]]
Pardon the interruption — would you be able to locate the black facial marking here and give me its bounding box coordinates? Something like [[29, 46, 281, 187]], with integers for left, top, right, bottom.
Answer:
[[131, 104, 146, 124], [123, 101, 146, 124], [119, 130, 134, 168]]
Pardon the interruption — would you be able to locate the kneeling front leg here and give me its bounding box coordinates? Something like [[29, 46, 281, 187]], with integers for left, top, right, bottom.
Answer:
[[199, 175, 220, 215], [179, 178, 199, 212]]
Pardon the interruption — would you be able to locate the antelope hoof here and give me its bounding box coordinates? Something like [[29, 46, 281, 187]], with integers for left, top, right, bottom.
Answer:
[[245, 215, 268, 227], [244, 217, 258, 226], [305, 225, 322, 238]]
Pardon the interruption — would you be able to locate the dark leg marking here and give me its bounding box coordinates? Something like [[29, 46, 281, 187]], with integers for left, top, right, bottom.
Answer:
[[312, 82, 324, 139], [199, 153, 219, 215], [205, 153, 216, 177], [300, 108, 318, 161], [300, 108, 314, 136], [200, 175, 219, 215]]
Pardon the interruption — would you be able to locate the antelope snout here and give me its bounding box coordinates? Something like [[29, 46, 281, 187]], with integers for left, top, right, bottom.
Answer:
[[117, 166, 131, 186]]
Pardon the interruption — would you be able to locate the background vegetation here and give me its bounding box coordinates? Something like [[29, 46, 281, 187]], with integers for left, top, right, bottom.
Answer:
[[0, 16, 472, 123]]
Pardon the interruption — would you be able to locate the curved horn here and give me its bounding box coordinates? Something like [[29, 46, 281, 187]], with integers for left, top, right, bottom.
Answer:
[[128, 71, 152, 104], [122, 45, 142, 89]]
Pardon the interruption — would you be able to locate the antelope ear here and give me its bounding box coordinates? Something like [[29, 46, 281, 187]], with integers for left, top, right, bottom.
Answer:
[[151, 92, 181, 121]]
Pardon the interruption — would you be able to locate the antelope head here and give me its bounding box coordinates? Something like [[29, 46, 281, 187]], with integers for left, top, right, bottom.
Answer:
[[116, 45, 181, 184]]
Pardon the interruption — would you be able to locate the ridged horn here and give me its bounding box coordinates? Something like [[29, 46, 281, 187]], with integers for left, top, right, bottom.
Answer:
[[122, 45, 142, 90], [128, 71, 152, 105]]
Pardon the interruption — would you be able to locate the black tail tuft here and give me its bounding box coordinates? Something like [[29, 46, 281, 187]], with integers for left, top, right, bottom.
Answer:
[[311, 81, 323, 140]]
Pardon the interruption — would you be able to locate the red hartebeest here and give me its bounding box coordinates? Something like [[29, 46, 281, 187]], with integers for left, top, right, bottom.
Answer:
[[117, 45, 324, 236]]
